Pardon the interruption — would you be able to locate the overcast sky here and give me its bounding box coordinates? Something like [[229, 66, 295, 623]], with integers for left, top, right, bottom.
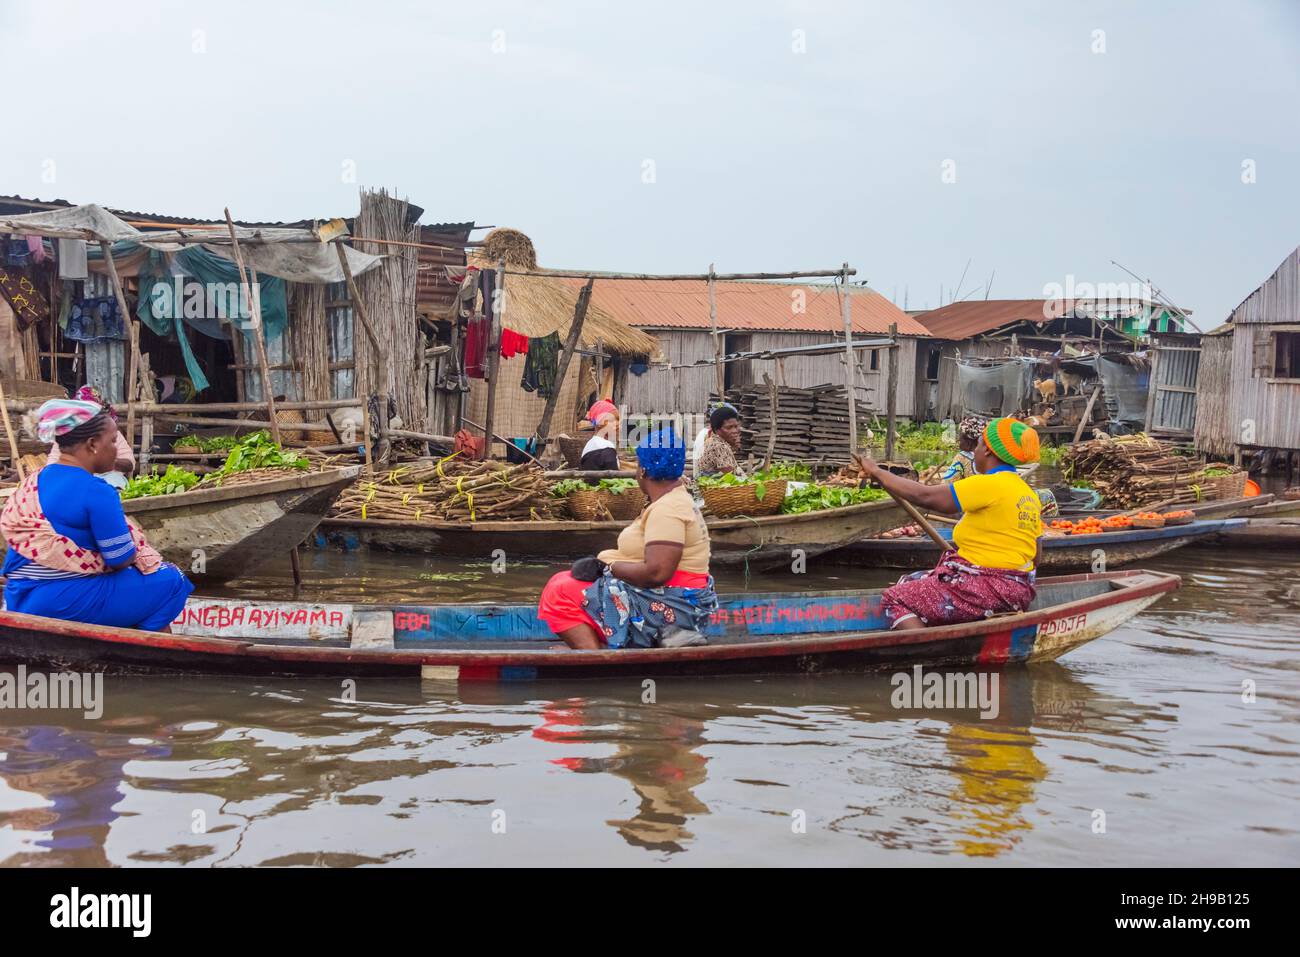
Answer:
[[2, 0, 1297, 324]]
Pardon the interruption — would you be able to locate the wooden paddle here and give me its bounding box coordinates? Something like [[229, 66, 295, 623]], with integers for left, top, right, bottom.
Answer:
[[853, 453, 952, 552]]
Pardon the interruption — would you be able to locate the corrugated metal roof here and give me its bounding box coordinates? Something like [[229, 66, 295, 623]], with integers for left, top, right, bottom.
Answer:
[[560, 278, 928, 336], [916, 299, 1063, 339]]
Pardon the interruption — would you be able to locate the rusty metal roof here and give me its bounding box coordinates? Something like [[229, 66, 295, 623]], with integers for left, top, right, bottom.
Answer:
[[563, 278, 928, 336], [915, 300, 1063, 339]]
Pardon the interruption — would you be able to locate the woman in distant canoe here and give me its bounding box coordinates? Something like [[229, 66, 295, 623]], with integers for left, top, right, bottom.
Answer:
[[854, 417, 1043, 630], [934, 416, 986, 483], [1, 400, 193, 632], [694, 404, 744, 478], [578, 399, 622, 472], [538, 428, 718, 650]]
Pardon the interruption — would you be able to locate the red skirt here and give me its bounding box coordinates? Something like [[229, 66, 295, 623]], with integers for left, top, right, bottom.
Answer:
[[538, 569, 709, 636]]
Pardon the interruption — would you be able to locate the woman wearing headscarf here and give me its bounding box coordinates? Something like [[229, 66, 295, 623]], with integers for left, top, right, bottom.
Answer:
[[2, 400, 194, 632], [935, 416, 986, 483], [578, 399, 621, 472], [694, 404, 744, 478], [45, 385, 134, 489], [537, 428, 718, 650], [853, 417, 1043, 631]]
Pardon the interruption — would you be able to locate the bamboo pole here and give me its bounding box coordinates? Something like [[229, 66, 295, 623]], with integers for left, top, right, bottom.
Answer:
[[101, 241, 144, 444], [708, 264, 724, 401], [503, 268, 858, 282], [481, 259, 505, 460], [535, 278, 594, 447], [334, 241, 388, 467], [885, 321, 899, 461], [0, 376, 25, 481], [1075, 386, 1102, 443], [838, 266, 857, 458], [223, 209, 281, 445]]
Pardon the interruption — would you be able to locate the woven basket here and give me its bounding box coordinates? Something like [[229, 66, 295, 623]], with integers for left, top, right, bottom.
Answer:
[[558, 436, 588, 469], [1188, 468, 1246, 501], [600, 487, 647, 520], [1162, 511, 1194, 526], [1284, 487, 1300, 502], [566, 488, 608, 521], [700, 479, 787, 518], [276, 407, 334, 445], [1132, 516, 1166, 529]]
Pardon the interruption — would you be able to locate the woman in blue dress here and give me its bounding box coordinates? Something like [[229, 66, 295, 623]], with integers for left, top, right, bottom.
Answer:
[[1, 400, 193, 632]]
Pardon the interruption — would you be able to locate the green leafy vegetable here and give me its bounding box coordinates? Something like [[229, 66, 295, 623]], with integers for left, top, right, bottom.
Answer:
[[779, 483, 889, 514], [121, 465, 202, 500]]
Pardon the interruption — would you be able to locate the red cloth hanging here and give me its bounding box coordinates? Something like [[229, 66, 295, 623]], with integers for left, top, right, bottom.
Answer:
[[499, 327, 530, 359]]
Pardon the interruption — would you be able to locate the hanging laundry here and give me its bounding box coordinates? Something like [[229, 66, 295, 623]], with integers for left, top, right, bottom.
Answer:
[[463, 316, 488, 378], [57, 238, 88, 280], [499, 327, 529, 359], [26, 236, 46, 264], [5, 238, 31, 266], [64, 296, 127, 342], [0, 264, 51, 331], [521, 331, 562, 397]]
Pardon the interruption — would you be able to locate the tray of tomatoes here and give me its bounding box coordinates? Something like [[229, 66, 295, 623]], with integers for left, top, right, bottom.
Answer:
[[1161, 509, 1195, 526]]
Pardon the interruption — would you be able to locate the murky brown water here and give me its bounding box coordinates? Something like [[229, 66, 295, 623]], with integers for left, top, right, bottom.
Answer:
[[2, 545, 1298, 866]]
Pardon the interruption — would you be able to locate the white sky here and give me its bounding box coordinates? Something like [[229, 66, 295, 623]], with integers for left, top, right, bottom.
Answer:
[[1, 0, 1297, 323]]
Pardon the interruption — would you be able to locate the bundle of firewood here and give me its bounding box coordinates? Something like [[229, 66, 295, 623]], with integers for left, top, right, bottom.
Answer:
[[330, 459, 555, 522], [1061, 434, 1240, 507]]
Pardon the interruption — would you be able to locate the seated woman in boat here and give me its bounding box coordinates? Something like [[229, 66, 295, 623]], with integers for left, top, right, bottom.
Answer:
[[42, 385, 135, 490], [853, 417, 1043, 631], [538, 428, 718, 650], [578, 399, 622, 472], [934, 416, 985, 483], [694, 404, 745, 478], [1, 400, 194, 632]]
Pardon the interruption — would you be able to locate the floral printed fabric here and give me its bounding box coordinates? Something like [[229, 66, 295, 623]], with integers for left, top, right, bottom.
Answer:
[[880, 553, 1035, 628], [582, 571, 718, 649]]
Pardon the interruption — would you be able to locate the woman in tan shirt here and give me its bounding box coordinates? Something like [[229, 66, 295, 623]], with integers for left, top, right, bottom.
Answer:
[[538, 428, 718, 650]]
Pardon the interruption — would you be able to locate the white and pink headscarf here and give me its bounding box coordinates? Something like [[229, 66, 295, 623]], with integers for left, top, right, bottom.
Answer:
[[34, 399, 103, 444]]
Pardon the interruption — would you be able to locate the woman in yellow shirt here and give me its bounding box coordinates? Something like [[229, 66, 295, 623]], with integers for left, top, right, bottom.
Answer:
[[854, 417, 1042, 630], [537, 428, 718, 650]]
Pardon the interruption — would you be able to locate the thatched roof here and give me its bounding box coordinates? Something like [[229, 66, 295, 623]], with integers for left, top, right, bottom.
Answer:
[[470, 229, 657, 358]]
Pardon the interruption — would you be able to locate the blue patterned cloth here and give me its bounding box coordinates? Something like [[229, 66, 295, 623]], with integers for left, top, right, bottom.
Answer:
[[583, 571, 718, 649]]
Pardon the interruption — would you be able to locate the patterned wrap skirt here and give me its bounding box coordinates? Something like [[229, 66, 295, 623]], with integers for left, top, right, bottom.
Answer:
[[880, 552, 1035, 628]]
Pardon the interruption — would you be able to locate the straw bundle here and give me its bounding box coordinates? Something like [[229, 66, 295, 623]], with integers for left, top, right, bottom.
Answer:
[[1062, 434, 1244, 507], [290, 283, 332, 407], [479, 228, 538, 270], [354, 188, 426, 429], [329, 457, 554, 522]]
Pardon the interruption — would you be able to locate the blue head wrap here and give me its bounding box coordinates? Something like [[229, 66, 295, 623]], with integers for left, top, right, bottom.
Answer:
[[636, 427, 686, 480]]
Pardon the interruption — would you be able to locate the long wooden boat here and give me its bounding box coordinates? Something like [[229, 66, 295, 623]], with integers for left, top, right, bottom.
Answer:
[[1204, 516, 1300, 550], [20, 466, 362, 583], [0, 569, 1178, 678], [829, 519, 1244, 571], [316, 497, 906, 567]]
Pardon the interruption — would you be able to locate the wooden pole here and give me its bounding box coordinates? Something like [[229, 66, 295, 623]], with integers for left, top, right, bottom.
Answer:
[[763, 374, 777, 470], [334, 241, 388, 467], [535, 278, 594, 447], [708, 264, 724, 401], [481, 258, 505, 460], [839, 265, 857, 458], [222, 209, 281, 445], [502, 267, 857, 282], [1143, 345, 1160, 432], [101, 241, 143, 443], [885, 321, 899, 461], [0, 376, 25, 481], [1075, 386, 1102, 443]]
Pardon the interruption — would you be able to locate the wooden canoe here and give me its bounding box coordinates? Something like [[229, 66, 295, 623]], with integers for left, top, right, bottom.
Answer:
[[1203, 516, 1300, 549], [316, 497, 906, 567], [0, 569, 1179, 678], [122, 466, 360, 582], [829, 519, 1245, 571]]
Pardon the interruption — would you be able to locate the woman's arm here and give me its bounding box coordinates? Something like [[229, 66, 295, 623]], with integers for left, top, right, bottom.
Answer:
[[609, 542, 683, 588], [853, 453, 961, 516]]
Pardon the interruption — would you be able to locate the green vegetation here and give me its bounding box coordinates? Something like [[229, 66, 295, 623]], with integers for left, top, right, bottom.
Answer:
[[550, 477, 640, 498], [780, 484, 889, 514], [171, 433, 243, 453], [214, 431, 309, 475], [121, 465, 202, 500]]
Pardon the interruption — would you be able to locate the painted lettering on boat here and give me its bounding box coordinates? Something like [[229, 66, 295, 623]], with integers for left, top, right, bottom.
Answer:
[[1038, 613, 1087, 638], [172, 600, 351, 640]]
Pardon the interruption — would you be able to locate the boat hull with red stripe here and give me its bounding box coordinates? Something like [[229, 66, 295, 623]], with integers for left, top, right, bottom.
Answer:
[[0, 570, 1179, 679]]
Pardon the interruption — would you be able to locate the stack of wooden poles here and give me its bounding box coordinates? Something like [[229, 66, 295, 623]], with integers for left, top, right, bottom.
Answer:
[[1062, 434, 1238, 508], [330, 458, 554, 523]]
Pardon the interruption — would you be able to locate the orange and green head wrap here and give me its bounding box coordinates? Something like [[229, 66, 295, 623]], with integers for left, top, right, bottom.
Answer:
[[984, 417, 1040, 465]]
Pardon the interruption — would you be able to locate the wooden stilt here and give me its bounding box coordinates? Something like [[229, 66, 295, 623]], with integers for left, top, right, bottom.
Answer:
[[535, 278, 594, 449], [223, 210, 281, 445]]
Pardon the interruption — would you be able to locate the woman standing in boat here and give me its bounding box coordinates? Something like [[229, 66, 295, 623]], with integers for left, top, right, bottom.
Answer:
[[1, 400, 193, 632], [538, 428, 718, 650], [854, 417, 1042, 631]]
